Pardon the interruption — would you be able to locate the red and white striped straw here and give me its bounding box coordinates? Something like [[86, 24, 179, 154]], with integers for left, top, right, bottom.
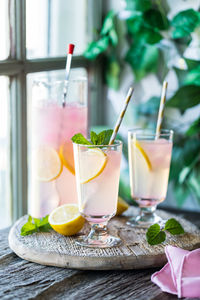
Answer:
[[109, 87, 134, 145], [156, 81, 168, 137], [62, 44, 75, 107]]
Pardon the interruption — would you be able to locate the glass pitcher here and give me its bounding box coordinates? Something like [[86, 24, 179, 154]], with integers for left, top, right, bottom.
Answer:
[[28, 76, 88, 217]]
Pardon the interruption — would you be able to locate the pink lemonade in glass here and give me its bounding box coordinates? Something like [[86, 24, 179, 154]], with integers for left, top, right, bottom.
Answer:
[[28, 78, 87, 218], [128, 129, 173, 226], [73, 140, 122, 247]]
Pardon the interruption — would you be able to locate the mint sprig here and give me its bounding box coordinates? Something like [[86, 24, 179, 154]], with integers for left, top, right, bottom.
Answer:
[[71, 133, 92, 145], [94, 129, 113, 145], [21, 215, 52, 236], [72, 129, 113, 145], [146, 218, 185, 245]]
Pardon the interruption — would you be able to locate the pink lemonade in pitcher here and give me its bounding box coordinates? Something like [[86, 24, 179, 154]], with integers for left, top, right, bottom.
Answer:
[[28, 78, 88, 218]]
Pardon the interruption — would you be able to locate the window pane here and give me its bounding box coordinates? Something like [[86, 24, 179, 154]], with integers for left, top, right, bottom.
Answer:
[[0, 0, 10, 60], [0, 76, 11, 228], [26, 0, 88, 58]]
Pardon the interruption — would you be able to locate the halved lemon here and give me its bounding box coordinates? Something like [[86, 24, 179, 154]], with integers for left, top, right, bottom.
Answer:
[[49, 204, 85, 236], [133, 140, 152, 170], [116, 196, 129, 216], [78, 148, 107, 184], [59, 141, 75, 175], [33, 146, 63, 181]]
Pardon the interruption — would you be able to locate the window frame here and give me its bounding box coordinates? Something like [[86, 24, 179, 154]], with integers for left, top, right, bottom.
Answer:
[[0, 0, 104, 222]]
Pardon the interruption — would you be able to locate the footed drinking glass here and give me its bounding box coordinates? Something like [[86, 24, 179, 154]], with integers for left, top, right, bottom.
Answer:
[[127, 129, 173, 227], [73, 140, 122, 248]]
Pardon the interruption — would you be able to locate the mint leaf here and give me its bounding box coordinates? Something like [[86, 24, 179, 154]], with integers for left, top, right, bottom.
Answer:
[[72, 130, 113, 146], [71, 133, 92, 145], [146, 223, 166, 245], [21, 222, 37, 236], [39, 223, 52, 232], [90, 131, 98, 145], [21, 215, 52, 236], [97, 129, 113, 145], [164, 218, 185, 235]]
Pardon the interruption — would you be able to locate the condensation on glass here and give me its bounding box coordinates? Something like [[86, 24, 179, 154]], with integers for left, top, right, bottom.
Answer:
[[0, 0, 10, 60], [26, 0, 88, 58], [0, 76, 11, 228]]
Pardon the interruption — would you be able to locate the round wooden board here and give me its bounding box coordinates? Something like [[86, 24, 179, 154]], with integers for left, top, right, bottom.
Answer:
[[9, 208, 200, 270]]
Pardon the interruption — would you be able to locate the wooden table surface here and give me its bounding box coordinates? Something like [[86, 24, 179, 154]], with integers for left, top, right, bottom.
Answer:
[[1, 208, 200, 300]]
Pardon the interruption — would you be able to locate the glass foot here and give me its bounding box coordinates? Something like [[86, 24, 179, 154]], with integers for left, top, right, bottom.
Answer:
[[76, 235, 121, 248], [127, 206, 165, 228]]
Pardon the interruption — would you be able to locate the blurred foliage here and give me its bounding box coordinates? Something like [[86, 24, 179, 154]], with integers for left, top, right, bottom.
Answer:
[[84, 1, 200, 207]]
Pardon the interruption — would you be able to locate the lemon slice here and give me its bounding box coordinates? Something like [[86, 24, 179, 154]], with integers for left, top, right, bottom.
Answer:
[[49, 204, 85, 236], [33, 146, 63, 181], [78, 148, 107, 184], [59, 142, 75, 175], [134, 140, 152, 170], [116, 196, 129, 216]]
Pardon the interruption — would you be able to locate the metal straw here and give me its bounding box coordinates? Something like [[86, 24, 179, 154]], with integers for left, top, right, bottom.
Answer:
[[155, 81, 168, 137], [109, 87, 134, 145]]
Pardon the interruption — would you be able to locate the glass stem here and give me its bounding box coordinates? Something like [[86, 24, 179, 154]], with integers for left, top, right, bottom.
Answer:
[[88, 222, 108, 241], [140, 206, 156, 216]]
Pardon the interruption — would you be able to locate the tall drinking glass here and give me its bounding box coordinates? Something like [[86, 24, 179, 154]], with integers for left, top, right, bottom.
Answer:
[[73, 140, 122, 248], [128, 129, 173, 227], [28, 77, 88, 217]]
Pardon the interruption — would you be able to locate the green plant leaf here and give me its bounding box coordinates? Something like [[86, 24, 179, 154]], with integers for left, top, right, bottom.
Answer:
[[126, 14, 143, 34], [21, 221, 37, 236], [137, 96, 160, 116], [185, 58, 200, 70], [125, 44, 158, 80], [182, 138, 200, 167], [97, 129, 113, 145], [173, 67, 188, 86], [172, 28, 192, 40], [119, 169, 133, 204], [179, 166, 191, 184], [187, 171, 200, 202], [90, 131, 98, 145], [71, 133, 92, 145], [109, 28, 118, 46], [174, 183, 190, 207], [105, 58, 120, 90], [186, 117, 200, 136], [137, 27, 163, 45], [143, 9, 169, 30], [84, 36, 110, 60], [21, 215, 51, 236], [100, 11, 116, 36], [146, 224, 166, 245], [170, 146, 184, 182], [125, 0, 151, 12], [164, 218, 185, 235], [171, 9, 200, 39], [166, 85, 200, 112], [127, 14, 162, 45], [184, 65, 200, 86], [37, 215, 49, 227]]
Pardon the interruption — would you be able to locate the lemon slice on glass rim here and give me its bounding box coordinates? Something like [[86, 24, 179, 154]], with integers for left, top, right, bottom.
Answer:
[[49, 204, 85, 236], [78, 148, 107, 184], [33, 146, 63, 181], [133, 140, 152, 171]]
